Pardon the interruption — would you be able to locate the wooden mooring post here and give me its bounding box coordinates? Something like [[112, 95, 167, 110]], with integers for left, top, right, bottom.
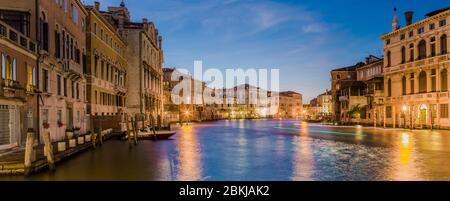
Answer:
[[132, 114, 138, 145], [125, 115, 133, 148], [43, 131, 55, 171], [98, 120, 103, 146], [24, 131, 35, 175], [90, 117, 96, 149]]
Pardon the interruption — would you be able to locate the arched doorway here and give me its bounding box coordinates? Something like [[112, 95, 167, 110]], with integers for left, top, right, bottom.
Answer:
[[419, 104, 428, 127]]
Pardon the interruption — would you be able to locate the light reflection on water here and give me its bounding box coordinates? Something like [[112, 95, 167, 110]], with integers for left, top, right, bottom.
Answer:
[[3, 119, 450, 181]]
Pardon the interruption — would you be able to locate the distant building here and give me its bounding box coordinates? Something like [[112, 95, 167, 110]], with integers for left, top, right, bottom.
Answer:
[[330, 64, 358, 122], [382, 7, 449, 129], [278, 91, 303, 118], [356, 55, 384, 126]]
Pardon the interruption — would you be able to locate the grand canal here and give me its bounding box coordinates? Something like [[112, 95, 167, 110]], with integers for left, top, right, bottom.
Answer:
[[3, 119, 450, 181]]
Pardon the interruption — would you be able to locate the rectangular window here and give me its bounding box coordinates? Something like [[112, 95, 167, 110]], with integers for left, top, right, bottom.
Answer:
[[32, 66, 36, 86], [430, 23, 435, 30], [386, 106, 392, 118], [43, 109, 49, 124], [432, 69, 436, 92], [400, 34, 405, 40], [94, 56, 98, 77], [409, 31, 413, 37], [72, 80, 75, 98], [410, 73, 415, 94], [12, 58, 16, 80], [57, 75, 61, 95], [63, 77, 67, 96], [43, 69, 49, 92], [27, 64, 32, 86], [57, 110, 62, 123], [440, 19, 447, 27], [1, 53, 5, 79], [440, 104, 449, 118], [95, 90, 98, 104], [76, 83, 79, 99], [101, 60, 104, 80], [417, 27, 424, 34], [72, 4, 78, 24]]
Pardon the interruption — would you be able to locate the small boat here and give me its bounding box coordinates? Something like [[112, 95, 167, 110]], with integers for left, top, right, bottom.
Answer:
[[137, 130, 176, 140]]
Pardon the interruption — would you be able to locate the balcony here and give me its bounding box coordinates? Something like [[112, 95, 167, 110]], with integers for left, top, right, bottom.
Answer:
[[0, 21, 37, 54], [63, 60, 83, 81], [2, 79, 26, 100], [114, 84, 127, 94]]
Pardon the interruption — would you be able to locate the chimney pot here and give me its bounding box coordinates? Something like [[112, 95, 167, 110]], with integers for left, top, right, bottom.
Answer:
[[405, 11, 413, 26], [143, 18, 148, 24], [94, 2, 100, 10]]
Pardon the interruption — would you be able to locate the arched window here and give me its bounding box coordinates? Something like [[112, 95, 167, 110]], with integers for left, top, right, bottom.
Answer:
[[441, 34, 448, 54], [402, 76, 407, 95], [410, 73, 415, 94], [386, 51, 391, 67], [40, 12, 49, 51], [5, 56, 12, 80], [401, 46, 406, 63], [442, 69, 448, 91], [387, 78, 392, 97], [1, 53, 5, 79], [418, 40, 427, 60], [419, 71, 427, 93], [409, 43, 415, 62]]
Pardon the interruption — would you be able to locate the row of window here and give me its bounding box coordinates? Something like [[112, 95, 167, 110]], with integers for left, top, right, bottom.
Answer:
[[386, 69, 448, 96], [386, 104, 449, 119], [386, 34, 448, 67], [94, 91, 126, 107], [42, 108, 84, 125], [55, 74, 80, 99], [93, 22, 124, 56], [54, 28, 82, 64], [387, 19, 447, 44], [93, 57, 126, 87], [1, 53, 37, 86], [144, 68, 161, 93]]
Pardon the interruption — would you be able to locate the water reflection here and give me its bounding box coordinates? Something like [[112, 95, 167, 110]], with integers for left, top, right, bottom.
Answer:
[[4, 119, 450, 181], [175, 125, 203, 180], [291, 136, 314, 180]]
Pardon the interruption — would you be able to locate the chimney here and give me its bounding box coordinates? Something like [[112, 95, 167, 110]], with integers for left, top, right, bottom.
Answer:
[[405, 11, 413, 26], [94, 2, 100, 11], [142, 18, 148, 24]]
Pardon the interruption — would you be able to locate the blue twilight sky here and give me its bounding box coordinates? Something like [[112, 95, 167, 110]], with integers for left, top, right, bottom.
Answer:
[[83, 0, 449, 103]]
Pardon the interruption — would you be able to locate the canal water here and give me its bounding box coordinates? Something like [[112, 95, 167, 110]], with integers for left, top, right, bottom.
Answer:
[[3, 119, 450, 181]]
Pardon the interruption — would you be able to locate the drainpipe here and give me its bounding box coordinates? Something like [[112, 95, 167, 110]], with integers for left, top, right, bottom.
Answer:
[[35, 0, 41, 144], [139, 31, 143, 115]]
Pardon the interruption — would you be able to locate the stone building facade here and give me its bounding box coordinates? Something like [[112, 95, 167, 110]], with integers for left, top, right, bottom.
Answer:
[[330, 64, 357, 122], [0, 20, 38, 150], [382, 8, 450, 129], [0, 0, 88, 142], [103, 3, 164, 124], [38, 0, 88, 141], [278, 91, 302, 118], [85, 3, 128, 130]]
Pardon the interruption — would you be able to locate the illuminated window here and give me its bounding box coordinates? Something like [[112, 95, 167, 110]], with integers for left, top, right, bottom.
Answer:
[[440, 104, 448, 118], [1, 53, 4, 79], [441, 69, 448, 91]]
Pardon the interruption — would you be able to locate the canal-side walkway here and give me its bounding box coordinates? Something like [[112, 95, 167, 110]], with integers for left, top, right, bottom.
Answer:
[[0, 130, 118, 176]]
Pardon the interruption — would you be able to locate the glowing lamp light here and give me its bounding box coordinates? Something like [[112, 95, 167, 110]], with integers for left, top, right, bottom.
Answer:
[[402, 105, 408, 112]]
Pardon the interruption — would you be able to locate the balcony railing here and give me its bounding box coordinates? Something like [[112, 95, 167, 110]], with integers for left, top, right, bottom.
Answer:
[[0, 21, 37, 53], [385, 54, 448, 73]]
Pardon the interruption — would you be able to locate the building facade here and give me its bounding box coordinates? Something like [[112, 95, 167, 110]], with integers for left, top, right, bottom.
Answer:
[[85, 3, 128, 130], [0, 0, 88, 142], [382, 8, 450, 129], [356, 55, 384, 126], [330, 64, 357, 122], [278, 91, 302, 118], [0, 19, 38, 150], [103, 3, 164, 124]]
